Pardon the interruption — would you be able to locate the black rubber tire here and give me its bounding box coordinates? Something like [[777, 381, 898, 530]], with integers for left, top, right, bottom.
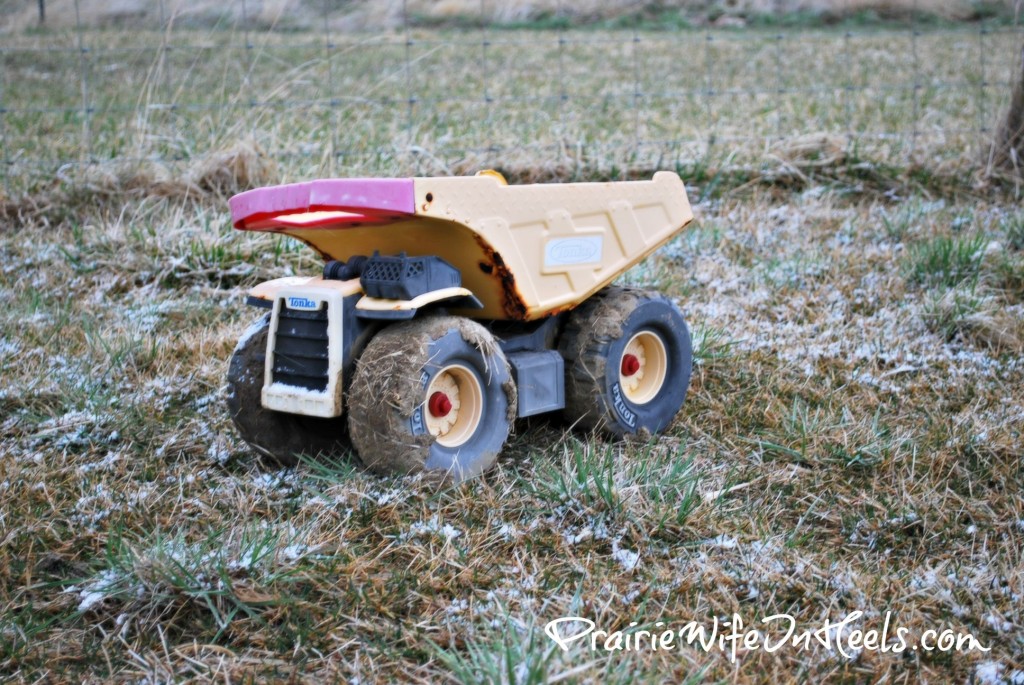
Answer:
[[559, 286, 692, 437], [347, 316, 516, 482], [225, 314, 349, 466]]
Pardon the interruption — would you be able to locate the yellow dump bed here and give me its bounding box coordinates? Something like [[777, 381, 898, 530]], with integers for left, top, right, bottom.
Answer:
[[230, 171, 693, 321]]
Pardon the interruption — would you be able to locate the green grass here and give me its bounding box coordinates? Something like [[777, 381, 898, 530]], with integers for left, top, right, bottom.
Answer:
[[528, 440, 702, 531], [905, 234, 988, 287], [430, 616, 562, 685], [1002, 211, 1024, 251], [690, 323, 738, 364]]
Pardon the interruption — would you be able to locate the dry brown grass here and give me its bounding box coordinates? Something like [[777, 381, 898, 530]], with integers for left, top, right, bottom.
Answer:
[[1, 174, 1022, 682]]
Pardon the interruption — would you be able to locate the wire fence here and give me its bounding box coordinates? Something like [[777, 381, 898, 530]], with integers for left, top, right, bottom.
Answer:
[[2, 1, 1023, 192]]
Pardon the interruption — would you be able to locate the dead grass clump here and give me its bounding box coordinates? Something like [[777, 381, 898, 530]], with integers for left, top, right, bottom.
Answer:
[[968, 312, 1024, 351], [770, 134, 847, 169], [185, 139, 279, 198], [0, 192, 51, 232], [922, 287, 1023, 351], [6, 139, 279, 230], [69, 160, 182, 200]]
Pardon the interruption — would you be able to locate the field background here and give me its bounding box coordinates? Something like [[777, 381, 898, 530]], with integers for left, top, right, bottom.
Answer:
[[0, 0, 1023, 189], [1, 0, 1023, 683]]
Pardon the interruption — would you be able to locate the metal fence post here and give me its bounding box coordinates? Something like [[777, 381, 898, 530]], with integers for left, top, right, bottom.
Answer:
[[402, 0, 415, 146], [0, 44, 8, 194], [909, 0, 921, 161], [73, 0, 93, 170], [322, 0, 337, 176]]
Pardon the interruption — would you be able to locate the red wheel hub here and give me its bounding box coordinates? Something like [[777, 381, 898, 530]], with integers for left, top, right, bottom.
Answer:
[[621, 353, 641, 377], [428, 391, 453, 418]]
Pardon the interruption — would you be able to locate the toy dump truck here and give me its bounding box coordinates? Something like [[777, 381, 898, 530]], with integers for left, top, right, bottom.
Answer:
[[226, 170, 695, 481]]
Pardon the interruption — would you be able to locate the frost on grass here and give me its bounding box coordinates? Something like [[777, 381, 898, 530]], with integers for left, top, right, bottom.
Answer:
[[610, 538, 640, 572], [5, 185, 1022, 682], [680, 197, 1024, 398], [77, 450, 123, 474], [33, 410, 111, 450], [63, 524, 326, 622], [402, 516, 463, 543], [984, 613, 1013, 633], [66, 568, 129, 613], [73, 483, 117, 530], [0, 337, 21, 356], [974, 662, 1024, 685], [703, 534, 738, 549]]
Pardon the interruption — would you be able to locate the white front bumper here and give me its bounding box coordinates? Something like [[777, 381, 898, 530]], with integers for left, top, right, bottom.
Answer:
[[261, 285, 347, 418]]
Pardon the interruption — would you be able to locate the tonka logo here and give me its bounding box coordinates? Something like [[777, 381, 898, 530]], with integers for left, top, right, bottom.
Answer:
[[410, 406, 425, 435], [611, 382, 636, 428], [544, 236, 603, 268], [287, 296, 319, 310]]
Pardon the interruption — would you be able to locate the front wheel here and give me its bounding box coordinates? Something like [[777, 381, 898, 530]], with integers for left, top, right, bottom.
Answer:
[[559, 286, 692, 437], [226, 314, 349, 466], [347, 316, 516, 482]]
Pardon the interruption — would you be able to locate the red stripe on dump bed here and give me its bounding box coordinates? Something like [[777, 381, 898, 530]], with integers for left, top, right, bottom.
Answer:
[[229, 178, 416, 230]]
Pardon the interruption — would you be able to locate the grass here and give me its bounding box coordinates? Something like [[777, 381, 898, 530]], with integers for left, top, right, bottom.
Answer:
[[920, 285, 991, 341], [904, 234, 988, 287], [430, 616, 563, 685], [6, 0, 1017, 32], [0, 22, 1022, 195], [1, 17, 1023, 685], [1003, 210, 1024, 251], [3, 180, 1022, 682], [527, 440, 703, 531]]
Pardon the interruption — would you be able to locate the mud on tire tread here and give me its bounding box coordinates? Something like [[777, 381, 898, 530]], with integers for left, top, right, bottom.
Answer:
[[347, 316, 515, 482], [559, 286, 692, 437], [226, 314, 349, 467]]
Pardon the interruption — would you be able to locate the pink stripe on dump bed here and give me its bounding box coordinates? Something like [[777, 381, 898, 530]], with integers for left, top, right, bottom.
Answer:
[[229, 178, 416, 230]]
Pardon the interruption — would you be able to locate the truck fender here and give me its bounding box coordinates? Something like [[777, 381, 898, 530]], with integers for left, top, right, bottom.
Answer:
[[354, 287, 484, 320]]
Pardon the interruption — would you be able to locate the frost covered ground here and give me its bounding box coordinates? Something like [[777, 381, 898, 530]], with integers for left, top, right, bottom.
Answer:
[[0, 181, 1022, 682]]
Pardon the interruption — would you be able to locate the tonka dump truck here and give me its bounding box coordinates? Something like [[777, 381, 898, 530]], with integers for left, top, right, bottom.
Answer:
[[226, 170, 695, 481]]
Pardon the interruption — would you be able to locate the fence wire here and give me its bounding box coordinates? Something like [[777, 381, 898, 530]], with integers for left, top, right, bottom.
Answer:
[[1, 4, 1022, 192]]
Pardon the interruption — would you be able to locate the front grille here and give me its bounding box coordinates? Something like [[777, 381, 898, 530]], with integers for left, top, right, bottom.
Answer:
[[404, 260, 424, 278], [363, 259, 403, 282], [271, 302, 329, 392], [360, 253, 461, 300]]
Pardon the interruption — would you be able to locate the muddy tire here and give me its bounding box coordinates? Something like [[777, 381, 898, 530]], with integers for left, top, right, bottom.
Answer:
[[347, 316, 515, 482], [226, 314, 349, 466], [559, 286, 692, 437]]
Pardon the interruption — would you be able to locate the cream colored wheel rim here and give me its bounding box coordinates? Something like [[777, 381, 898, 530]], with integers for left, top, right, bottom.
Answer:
[[619, 331, 668, 405], [424, 364, 483, 448]]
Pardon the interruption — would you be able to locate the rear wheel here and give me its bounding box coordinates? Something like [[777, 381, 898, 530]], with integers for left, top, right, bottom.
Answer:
[[226, 314, 349, 466], [347, 316, 515, 482], [559, 286, 692, 437]]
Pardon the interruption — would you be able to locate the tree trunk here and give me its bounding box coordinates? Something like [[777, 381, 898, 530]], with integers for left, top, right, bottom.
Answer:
[[991, 43, 1024, 175], [38, 0, 45, 24]]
